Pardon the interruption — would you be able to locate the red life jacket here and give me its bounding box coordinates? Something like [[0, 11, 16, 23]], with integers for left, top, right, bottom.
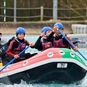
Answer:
[[12, 39, 26, 54], [42, 42, 52, 50], [53, 37, 69, 48]]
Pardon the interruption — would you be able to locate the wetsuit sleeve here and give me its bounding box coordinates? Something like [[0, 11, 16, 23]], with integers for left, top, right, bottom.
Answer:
[[72, 41, 78, 44], [6, 41, 15, 57], [34, 36, 43, 51], [47, 32, 54, 41], [25, 40, 34, 48]]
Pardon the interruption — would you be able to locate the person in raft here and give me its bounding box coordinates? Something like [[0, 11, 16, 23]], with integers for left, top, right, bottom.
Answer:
[[0, 32, 8, 45], [47, 22, 80, 51], [6, 27, 37, 63], [34, 26, 52, 51]]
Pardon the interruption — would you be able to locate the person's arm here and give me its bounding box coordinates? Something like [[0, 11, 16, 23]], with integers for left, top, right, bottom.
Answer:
[[47, 32, 54, 41], [47, 26, 58, 41], [6, 41, 16, 57], [25, 40, 34, 47], [72, 40, 83, 44], [34, 36, 43, 51]]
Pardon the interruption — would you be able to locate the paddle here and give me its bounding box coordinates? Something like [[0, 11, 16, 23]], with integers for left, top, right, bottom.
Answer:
[[0, 46, 29, 72], [57, 29, 87, 60], [72, 40, 87, 44]]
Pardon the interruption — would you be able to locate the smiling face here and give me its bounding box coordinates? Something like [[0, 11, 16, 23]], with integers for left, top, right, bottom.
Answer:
[[17, 33, 25, 40]]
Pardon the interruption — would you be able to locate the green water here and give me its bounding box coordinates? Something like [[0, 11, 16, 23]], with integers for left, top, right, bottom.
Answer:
[[0, 35, 87, 87]]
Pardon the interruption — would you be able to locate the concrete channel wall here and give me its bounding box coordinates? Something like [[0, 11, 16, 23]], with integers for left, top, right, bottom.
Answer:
[[0, 21, 87, 35]]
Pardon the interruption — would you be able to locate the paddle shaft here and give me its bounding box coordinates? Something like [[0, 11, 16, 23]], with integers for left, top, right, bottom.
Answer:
[[58, 29, 87, 60], [0, 46, 29, 72]]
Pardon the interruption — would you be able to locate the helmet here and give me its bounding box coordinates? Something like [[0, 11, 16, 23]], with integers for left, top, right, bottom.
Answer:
[[16, 27, 25, 36], [54, 22, 64, 29], [41, 26, 52, 34]]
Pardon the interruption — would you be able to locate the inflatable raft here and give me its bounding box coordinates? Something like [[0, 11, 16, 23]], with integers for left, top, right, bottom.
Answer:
[[0, 48, 87, 84]]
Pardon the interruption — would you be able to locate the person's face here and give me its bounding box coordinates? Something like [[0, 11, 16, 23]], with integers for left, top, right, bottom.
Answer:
[[17, 33, 25, 40], [56, 29, 63, 36], [46, 30, 52, 36]]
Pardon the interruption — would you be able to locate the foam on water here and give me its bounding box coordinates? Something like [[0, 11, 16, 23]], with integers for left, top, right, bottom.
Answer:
[[0, 35, 87, 87], [0, 76, 87, 87]]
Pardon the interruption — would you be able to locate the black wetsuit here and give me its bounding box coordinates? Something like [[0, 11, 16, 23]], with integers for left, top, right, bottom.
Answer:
[[34, 36, 49, 51]]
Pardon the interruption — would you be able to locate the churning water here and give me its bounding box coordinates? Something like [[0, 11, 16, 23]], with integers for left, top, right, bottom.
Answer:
[[0, 35, 87, 87]]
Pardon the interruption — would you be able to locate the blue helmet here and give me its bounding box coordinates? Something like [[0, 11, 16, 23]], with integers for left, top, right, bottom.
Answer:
[[54, 22, 64, 29], [41, 26, 52, 34], [16, 27, 25, 36]]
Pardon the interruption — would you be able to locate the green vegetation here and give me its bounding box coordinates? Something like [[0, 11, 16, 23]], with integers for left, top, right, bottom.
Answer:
[[0, 0, 87, 21]]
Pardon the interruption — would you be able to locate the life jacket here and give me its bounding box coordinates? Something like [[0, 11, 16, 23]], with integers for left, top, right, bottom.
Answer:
[[11, 39, 26, 54], [0, 58, 3, 67], [7, 36, 15, 46], [53, 37, 69, 48], [42, 42, 52, 50]]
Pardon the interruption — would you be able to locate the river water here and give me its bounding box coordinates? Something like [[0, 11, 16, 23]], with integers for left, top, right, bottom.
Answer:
[[0, 35, 87, 87]]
